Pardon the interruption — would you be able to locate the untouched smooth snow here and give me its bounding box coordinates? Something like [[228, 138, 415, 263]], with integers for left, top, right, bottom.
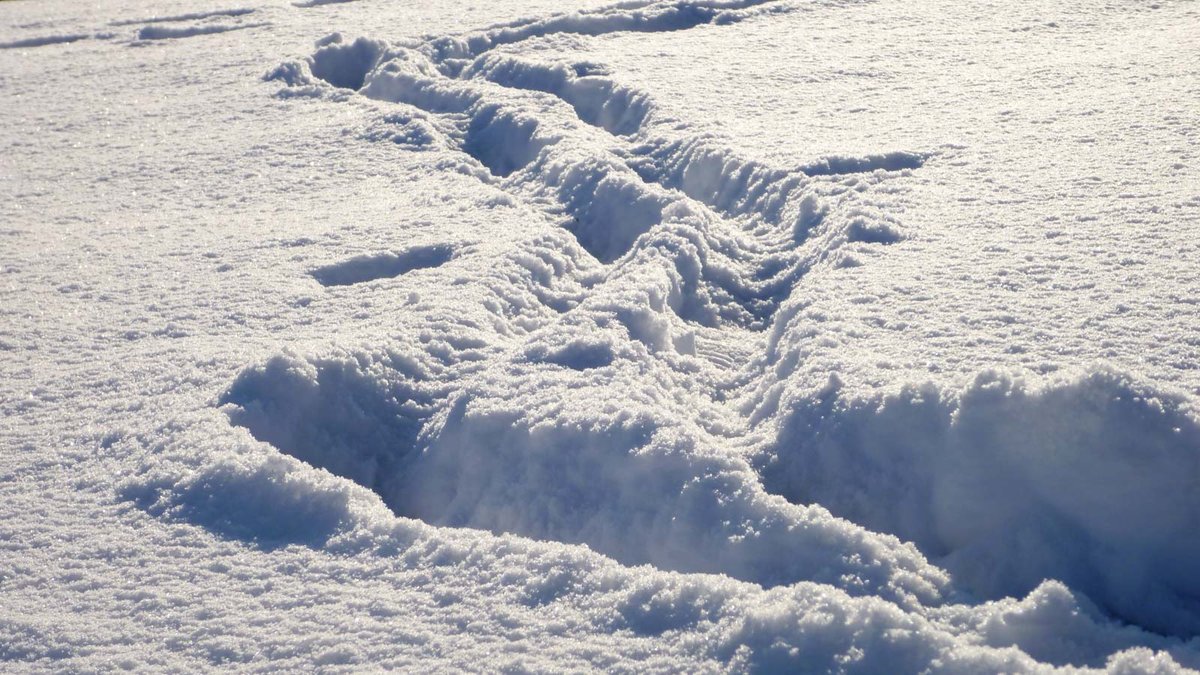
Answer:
[[2, 0, 1198, 671]]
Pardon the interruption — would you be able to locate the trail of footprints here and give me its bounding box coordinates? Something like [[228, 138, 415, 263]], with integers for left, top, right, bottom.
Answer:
[[0, 6, 265, 49], [231, 0, 946, 605]]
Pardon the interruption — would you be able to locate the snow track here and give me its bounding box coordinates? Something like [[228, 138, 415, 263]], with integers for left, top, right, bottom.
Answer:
[[5, 0, 1198, 668], [233, 2, 953, 604], [1, 6, 265, 50], [0, 33, 92, 49], [129, 0, 1197, 655]]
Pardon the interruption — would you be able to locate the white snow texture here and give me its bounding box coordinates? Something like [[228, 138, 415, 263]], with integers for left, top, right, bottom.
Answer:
[[2, 0, 1199, 672]]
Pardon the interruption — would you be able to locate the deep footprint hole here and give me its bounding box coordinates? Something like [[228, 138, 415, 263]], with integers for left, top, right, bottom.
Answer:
[[462, 105, 543, 177], [219, 354, 437, 522], [308, 35, 386, 90]]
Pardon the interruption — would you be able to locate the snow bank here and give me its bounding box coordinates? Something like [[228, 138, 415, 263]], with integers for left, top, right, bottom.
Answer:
[[120, 419, 1190, 671], [217, 332, 947, 610]]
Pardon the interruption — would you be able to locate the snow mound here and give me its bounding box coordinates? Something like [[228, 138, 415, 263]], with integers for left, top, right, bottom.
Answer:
[[221, 349, 441, 504], [307, 35, 387, 91]]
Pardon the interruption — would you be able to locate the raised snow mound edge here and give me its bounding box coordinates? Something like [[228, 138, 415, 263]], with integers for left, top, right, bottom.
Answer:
[[759, 368, 1200, 638]]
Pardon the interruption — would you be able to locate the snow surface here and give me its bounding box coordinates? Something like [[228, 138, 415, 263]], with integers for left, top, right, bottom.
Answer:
[[2, 0, 1199, 671]]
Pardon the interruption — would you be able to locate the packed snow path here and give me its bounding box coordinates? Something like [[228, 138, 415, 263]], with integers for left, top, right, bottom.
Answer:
[[3, 0, 1199, 670]]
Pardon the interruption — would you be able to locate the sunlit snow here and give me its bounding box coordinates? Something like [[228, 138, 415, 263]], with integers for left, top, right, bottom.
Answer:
[[2, 0, 1198, 671]]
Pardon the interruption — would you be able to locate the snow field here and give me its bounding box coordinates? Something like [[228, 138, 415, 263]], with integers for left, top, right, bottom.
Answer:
[[2, 0, 1199, 670]]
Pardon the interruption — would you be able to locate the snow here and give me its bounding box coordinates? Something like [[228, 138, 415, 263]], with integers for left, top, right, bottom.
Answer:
[[309, 243, 456, 286], [2, 0, 1199, 671]]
